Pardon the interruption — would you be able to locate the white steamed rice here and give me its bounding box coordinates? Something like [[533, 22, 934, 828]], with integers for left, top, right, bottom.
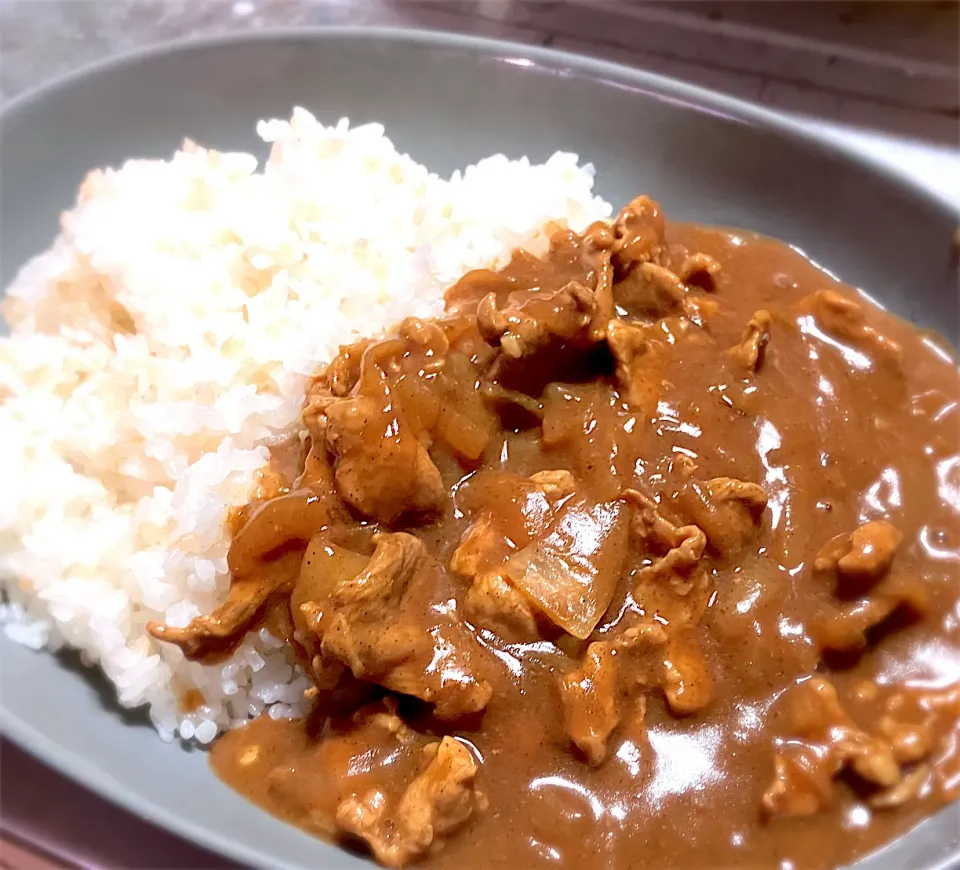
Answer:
[[0, 108, 610, 742]]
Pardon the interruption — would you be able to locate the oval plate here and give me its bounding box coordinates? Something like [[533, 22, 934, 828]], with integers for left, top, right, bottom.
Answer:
[[1, 27, 957, 870]]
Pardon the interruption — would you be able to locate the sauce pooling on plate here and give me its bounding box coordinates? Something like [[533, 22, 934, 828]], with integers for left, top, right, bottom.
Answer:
[[150, 197, 960, 869]]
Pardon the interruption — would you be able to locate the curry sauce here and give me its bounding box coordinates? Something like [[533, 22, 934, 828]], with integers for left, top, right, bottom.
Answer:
[[150, 198, 960, 869]]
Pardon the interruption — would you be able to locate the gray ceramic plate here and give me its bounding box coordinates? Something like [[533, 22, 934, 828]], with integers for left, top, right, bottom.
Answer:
[[1, 27, 957, 870]]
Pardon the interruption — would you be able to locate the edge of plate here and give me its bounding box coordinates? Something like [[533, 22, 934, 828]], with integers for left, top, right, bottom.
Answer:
[[0, 705, 295, 870], [2, 26, 958, 219]]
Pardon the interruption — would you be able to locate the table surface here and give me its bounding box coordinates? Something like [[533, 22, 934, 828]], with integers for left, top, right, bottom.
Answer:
[[1, 3, 958, 869]]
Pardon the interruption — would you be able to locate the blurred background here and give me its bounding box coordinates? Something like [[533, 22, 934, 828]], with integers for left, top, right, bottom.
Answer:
[[2, 1, 958, 199], [0, 2, 958, 869]]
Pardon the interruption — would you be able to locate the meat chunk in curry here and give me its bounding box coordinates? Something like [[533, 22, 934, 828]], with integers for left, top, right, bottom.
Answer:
[[152, 198, 960, 870]]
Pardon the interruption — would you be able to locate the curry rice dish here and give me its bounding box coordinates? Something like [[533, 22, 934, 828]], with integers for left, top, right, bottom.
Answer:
[[3, 114, 959, 869]]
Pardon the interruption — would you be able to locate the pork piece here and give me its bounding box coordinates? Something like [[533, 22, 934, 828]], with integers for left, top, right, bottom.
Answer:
[[627, 487, 706, 587], [302, 340, 373, 440], [557, 622, 712, 762], [677, 252, 721, 291], [671, 477, 767, 559], [397, 316, 450, 359], [659, 631, 714, 716], [149, 450, 347, 662], [465, 569, 539, 642], [873, 716, 931, 774], [869, 765, 932, 810], [762, 678, 906, 817], [814, 520, 902, 593], [559, 642, 621, 765], [456, 478, 628, 643], [528, 469, 576, 502], [798, 290, 903, 371], [452, 470, 558, 565], [477, 279, 597, 359], [311, 534, 424, 676], [614, 248, 723, 322], [148, 549, 301, 662], [616, 621, 669, 651], [878, 683, 960, 804], [504, 497, 629, 640], [606, 319, 667, 418], [324, 363, 444, 524], [588, 252, 616, 340], [813, 583, 928, 654], [635, 522, 706, 587], [450, 515, 506, 580], [811, 521, 927, 653], [611, 195, 666, 272], [728, 309, 771, 371], [623, 489, 711, 628], [624, 488, 688, 552], [287, 537, 375, 713], [453, 516, 539, 642], [251, 698, 423, 839], [302, 533, 493, 720], [337, 736, 484, 868], [328, 340, 373, 396], [453, 471, 573, 642], [301, 386, 335, 446], [613, 261, 684, 320], [614, 622, 713, 718]]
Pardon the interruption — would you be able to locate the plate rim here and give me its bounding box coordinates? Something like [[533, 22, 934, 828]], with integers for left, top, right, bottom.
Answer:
[[2, 24, 957, 216], [2, 24, 958, 870]]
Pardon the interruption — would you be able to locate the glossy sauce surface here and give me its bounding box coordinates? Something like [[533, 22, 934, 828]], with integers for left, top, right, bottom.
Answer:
[[192, 211, 959, 869]]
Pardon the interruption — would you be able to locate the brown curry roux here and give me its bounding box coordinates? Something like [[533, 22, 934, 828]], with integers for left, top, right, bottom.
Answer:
[[150, 197, 960, 869]]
